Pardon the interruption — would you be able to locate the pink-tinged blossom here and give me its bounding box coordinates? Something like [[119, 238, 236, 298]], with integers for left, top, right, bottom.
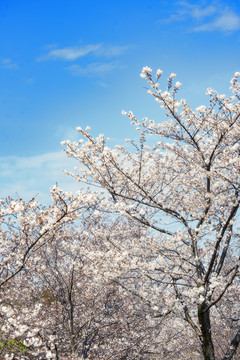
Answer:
[[175, 81, 182, 88], [156, 69, 162, 77]]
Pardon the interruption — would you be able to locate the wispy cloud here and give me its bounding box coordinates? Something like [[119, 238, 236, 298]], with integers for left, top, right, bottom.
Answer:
[[67, 62, 121, 77], [37, 44, 101, 61], [96, 45, 131, 57], [37, 43, 129, 78], [193, 10, 240, 32], [166, 2, 240, 33], [167, 2, 216, 22], [23, 77, 35, 84], [37, 44, 130, 62], [0, 151, 79, 203], [0, 58, 19, 70]]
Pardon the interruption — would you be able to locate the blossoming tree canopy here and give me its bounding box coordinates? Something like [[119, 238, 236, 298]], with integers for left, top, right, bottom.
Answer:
[[62, 67, 240, 360], [1, 67, 240, 359]]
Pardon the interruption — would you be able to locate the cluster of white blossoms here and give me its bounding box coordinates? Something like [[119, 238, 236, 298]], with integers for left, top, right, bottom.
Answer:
[[140, 66, 153, 78]]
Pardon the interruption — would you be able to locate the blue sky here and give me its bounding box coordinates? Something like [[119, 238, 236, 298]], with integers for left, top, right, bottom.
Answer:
[[1, 0, 240, 202]]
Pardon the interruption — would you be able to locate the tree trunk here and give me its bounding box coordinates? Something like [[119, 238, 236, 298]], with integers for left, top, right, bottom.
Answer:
[[198, 303, 215, 360]]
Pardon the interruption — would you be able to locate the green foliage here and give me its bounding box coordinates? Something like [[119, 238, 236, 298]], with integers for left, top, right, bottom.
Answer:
[[0, 337, 28, 354]]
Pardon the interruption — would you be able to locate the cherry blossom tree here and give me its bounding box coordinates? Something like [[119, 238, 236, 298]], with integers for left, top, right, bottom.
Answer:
[[0, 187, 99, 359], [1, 66, 240, 360], [0, 186, 85, 288], [1, 215, 178, 360], [62, 67, 240, 360], [29, 220, 170, 359]]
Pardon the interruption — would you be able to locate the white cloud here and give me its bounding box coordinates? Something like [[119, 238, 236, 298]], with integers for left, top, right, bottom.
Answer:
[[166, 2, 240, 33], [37, 44, 101, 61], [193, 10, 240, 32], [0, 58, 19, 70], [165, 2, 217, 23], [177, 2, 216, 20], [36, 43, 130, 79], [67, 62, 120, 77], [0, 151, 80, 203], [95, 45, 131, 57], [23, 77, 35, 84], [37, 44, 130, 62]]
